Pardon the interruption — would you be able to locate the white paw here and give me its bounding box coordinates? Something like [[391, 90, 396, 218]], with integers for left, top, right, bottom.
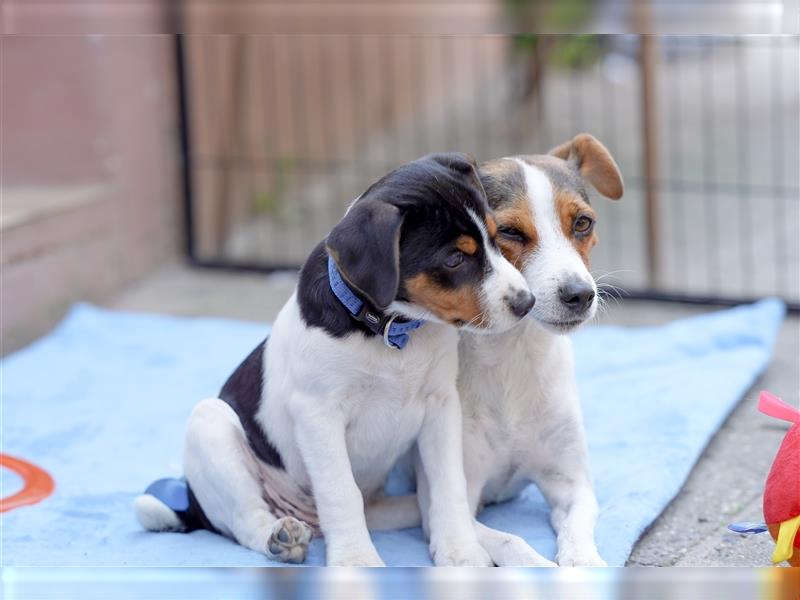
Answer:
[[266, 516, 313, 564], [327, 545, 385, 567], [433, 541, 494, 566], [557, 546, 607, 567], [491, 534, 557, 567]]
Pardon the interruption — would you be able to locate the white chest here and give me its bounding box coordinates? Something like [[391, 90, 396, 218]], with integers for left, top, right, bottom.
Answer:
[[264, 300, 458, 496], [458, 321, 579, 500]]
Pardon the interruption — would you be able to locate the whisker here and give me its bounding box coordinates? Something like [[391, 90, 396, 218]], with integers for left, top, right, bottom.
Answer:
[[596, 281, 628, 298], [592, 269, 635, 284], [595, 297, 608, 319], [596, 286, 624, 308], [465, 310, 488, 329]]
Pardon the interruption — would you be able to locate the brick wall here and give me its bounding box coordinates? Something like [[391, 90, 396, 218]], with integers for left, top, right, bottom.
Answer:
[[1, 35, 182, 353]]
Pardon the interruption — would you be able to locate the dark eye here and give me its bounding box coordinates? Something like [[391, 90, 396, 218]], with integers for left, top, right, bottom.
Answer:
[[444, 250, 465, 269], [497, 226, 526, 243], [573, 215, 594, 235]]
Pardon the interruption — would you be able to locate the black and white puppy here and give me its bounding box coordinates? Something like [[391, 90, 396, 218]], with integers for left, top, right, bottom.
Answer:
[[135, 153, 538, 566]]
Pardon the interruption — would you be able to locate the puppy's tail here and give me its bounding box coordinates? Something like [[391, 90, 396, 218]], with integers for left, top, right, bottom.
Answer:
[[133, 477, 197, 533], [134, 494, 185, 532]]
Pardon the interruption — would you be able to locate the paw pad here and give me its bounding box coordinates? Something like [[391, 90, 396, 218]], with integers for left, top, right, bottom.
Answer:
[[266, 516, 313, 564]]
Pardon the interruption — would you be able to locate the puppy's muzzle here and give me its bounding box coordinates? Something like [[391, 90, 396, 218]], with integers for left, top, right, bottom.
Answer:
[[558, 279, 595, 315], [506, 289, 536, 319]]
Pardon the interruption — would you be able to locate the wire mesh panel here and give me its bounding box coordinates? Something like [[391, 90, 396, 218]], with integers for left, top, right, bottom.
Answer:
[[179, 34, 799, 307]]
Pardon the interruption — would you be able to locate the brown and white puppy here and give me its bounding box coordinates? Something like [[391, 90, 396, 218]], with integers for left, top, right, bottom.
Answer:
[[368, 134, 624, 566]]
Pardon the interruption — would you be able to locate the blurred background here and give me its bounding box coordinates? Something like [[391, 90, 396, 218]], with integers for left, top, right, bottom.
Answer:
[[3, 28, 798, 354], [1, 0, 799, 574], [180, 33, 798, 298]]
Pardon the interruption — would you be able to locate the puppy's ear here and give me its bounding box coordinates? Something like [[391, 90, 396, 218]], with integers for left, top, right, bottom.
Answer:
[[428, 151, 479, 175], [427, 152, 485, 193], [326, 199, 404, 310], [549, 133, 624, 200]]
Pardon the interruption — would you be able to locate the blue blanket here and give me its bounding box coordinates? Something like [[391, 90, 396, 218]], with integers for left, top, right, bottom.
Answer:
[[1, 300, 784, 566]]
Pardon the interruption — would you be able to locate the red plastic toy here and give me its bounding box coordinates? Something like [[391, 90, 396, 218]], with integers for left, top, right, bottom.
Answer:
[[759, 391, 800, 566]]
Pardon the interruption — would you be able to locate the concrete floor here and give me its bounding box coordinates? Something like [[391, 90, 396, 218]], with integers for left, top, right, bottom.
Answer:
[[111, 262, 799, 567]]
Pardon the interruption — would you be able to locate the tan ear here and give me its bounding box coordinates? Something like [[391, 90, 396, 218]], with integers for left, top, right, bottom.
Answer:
[[549, 133, 624, 200]]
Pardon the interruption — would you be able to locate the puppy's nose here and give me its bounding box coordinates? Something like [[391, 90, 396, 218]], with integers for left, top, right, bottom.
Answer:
[[506, 289, 536, 319], [559, 281, 595, 313]]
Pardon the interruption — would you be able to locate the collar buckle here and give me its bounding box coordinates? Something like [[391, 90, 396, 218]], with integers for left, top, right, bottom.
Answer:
[[354, 303, 391, 337], [354, 304, 400, 348], [382, 314, 400, 349]]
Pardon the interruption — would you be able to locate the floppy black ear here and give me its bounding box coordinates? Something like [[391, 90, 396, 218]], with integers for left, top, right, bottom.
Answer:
[[428, 152, 479, 176], [325, 199, 404, 310], [427, 152, 485, 192]]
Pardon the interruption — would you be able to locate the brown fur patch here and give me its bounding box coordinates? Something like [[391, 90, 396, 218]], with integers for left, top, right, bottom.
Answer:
[[455, 235, 478, 256], [549, 133, 624, 200], [485, 214, 497, 238], [405, 273, 484, 327], [479, 159, 527, 211], [492, 196, 539, 270], [479, 158, 541, 268], [555, 189, 597, 266], [480, 157, 520, 181], [482, 153, 605, 270]]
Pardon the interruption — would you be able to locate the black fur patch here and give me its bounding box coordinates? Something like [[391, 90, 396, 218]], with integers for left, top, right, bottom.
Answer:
[[219, 339, 285, 470], [181, 482, 219, 533], [326, 200, 403, 310], [298, 152, 495, 337], [479, 159, 527, 211], [298, 241, 366, 339]]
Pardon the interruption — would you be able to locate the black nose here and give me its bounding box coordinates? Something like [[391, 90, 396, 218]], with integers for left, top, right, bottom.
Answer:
[[507, 289, 536, 319], [558, 281, 595, 314]]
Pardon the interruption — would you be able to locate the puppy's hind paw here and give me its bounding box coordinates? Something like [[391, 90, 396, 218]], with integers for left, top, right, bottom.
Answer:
[[266, 516, 313, 564]]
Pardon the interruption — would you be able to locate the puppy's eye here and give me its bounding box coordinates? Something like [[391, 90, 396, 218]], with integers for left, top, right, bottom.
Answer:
[[573, 215, 594, 235], [444, 250, 465, 269], [497, 226, 526, 243]]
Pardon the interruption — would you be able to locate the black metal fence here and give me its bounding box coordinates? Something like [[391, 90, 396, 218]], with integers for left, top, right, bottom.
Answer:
[[177, 35, 799, 311]]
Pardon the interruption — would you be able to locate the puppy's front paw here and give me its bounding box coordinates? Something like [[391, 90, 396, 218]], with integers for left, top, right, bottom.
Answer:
[[557, 546, 607, 567], [266, 516, 313, 564], [489, 534, 557, 567], [432, 540, 493, 566], [327, 545, 385, 567]]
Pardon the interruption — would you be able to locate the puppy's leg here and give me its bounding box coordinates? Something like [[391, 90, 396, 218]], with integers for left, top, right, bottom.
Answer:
[[417, 390, 492, 566], [473, 521, 556, 567], [530, 414, 606, 566], [413, 413, 489, 538], [460, 441, 554, 567], [458, 425, 552, 565], [292, 392, 384, 566], [364, 452, 422, 530], [184, 398, 313, 564], [386, 487, 553, 566], [365, 495, 422, 531]]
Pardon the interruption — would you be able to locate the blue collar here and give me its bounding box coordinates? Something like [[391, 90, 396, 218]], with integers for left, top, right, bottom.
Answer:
[[327, 256, 424, 349]]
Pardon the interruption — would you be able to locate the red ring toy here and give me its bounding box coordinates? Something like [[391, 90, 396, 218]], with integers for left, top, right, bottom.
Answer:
[[0, 453, 55, 512]]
